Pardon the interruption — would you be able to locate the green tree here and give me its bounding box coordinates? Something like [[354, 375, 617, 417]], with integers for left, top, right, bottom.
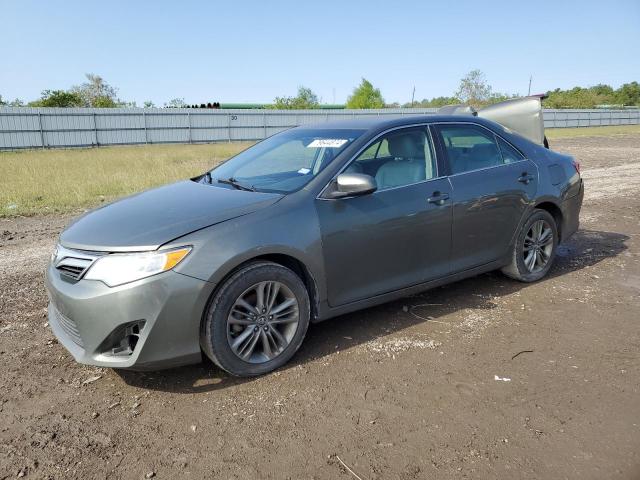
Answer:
[[544, 87, 600, 108], [29, 89, 83, 107], [616, 81, 640, 106], [143, 100, 156, 108], [453, 70, 517, 108], [71, 73, 120, 107], [271, 86, 320, 109], [590, 84, 615, 97], [455, 69, 493, 107], [164, 98, 187, 108], [346, 78, 385, 109], [541, 82, 640, 108], [409, 96, 461, 108], [1, 95, 24, 106]]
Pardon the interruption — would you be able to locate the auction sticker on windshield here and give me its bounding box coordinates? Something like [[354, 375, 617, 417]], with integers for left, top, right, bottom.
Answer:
[[307, 139, 348, 148]]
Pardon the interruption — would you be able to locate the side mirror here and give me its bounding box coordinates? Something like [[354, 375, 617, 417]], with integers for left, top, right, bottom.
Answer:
[[326, 173, 377, 199]]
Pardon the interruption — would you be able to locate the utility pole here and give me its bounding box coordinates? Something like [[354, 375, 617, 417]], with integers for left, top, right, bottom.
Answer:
[[411, 86, 415, 107], [528, 75, 532, 96]]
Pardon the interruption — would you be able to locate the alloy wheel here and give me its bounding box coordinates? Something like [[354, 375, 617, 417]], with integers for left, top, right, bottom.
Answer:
[[226, 281, 300, 364], [523, 219, 554, 273]]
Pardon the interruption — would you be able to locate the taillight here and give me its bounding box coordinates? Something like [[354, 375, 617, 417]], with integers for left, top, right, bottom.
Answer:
[[572, 159, 581, 174]]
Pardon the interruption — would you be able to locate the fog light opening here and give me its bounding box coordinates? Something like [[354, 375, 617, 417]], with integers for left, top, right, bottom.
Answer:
[[100, 321, 146, 357]]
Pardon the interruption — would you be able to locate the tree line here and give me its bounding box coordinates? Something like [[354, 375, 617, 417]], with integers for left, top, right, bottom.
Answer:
[[0, 74, 135, 108], [543, 83, 640, 108], [1, 71, 638, 109]]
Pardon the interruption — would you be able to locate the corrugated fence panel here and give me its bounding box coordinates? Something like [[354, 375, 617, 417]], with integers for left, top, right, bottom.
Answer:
[[0, 111, 42, 148], [190, 112, 228, 142], [41, 112, 94, 147], [1, 107, 638, 150]]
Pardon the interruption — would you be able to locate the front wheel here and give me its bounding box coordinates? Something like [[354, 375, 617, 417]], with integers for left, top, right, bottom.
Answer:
[[201, 261, 310, 377], [501, 209, 558, 282]]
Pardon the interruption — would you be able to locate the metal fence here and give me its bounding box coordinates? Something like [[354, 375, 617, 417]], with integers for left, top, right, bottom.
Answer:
[[1, 106, 639, 150]]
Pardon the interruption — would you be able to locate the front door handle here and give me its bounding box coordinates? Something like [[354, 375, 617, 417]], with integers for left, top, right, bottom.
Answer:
[[427, 192, 450, 206], [518, 172, 534, 185]]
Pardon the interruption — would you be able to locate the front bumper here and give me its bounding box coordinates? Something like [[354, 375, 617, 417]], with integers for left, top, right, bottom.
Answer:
[[45, 264, 216, 370]]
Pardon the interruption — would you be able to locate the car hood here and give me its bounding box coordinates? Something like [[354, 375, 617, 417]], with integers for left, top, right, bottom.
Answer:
[[59, 180, 283, 252]]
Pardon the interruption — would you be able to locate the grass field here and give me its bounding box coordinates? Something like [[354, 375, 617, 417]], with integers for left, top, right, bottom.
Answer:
[[1, 124, 639, 217], [546, 124, 640, 139], [0, 142, 252, 217]]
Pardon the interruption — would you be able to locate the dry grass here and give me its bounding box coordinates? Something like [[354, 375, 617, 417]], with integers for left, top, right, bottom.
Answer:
[[2, 123, 639, 217], [546, 124, 640, 139], [0, 142, 252, 217]]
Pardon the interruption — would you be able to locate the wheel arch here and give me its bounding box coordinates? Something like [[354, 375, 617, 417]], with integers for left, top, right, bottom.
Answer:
[[203, 250, 321, 325], [250, 253, 320, 321], [533, 200, 563, 240]]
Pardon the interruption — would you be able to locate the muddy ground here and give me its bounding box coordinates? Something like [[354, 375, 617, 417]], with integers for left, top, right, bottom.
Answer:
[[1, 134, 639, 480]]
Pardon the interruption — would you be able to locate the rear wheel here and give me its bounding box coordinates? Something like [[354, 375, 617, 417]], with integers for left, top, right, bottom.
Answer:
[[201, 261, 310, 376], [502, 209, 558, 282]]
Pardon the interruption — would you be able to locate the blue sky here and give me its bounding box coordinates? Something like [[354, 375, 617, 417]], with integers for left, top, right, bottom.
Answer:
[[1, 0, 639, 105]]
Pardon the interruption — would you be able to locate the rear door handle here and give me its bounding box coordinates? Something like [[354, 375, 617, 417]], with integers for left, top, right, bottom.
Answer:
[[427, 192, 450, 206], [518, 173, 534, 184]]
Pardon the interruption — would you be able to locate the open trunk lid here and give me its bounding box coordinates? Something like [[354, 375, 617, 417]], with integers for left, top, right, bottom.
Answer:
[[438, 96, 546, 146]]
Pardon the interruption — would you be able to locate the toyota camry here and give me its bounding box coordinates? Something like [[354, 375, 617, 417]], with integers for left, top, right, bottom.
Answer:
[[46, 97, 584, 376]]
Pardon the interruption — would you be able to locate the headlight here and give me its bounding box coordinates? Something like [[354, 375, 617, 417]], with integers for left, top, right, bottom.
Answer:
[[83, 247, 191, 287], [50, 245, 59, 263]]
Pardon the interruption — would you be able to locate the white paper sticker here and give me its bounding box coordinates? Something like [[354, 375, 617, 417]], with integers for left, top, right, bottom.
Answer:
[[307, 139, 348, 148], [297, 168, 311, 174]]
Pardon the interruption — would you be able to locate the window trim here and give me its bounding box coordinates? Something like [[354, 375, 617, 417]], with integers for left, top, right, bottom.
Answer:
[[317, 123, 440, 199], [431, 121, 528, 177]]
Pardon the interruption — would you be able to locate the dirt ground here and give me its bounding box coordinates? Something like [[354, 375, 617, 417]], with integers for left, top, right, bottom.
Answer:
[[1, 134, 639, 480]]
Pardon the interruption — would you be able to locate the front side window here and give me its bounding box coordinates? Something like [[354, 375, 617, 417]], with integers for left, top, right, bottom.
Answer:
[[436, 124, 504, 174], [209, 128, 364, 193], [346, 127, 436, 190]]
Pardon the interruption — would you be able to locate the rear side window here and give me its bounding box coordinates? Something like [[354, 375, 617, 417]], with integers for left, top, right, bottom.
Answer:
[[436, 124, 503, 175], [496, 137, 525, 164]]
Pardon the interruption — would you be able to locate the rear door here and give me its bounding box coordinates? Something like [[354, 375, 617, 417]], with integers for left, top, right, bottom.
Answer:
[[433, 123, 537, 272]]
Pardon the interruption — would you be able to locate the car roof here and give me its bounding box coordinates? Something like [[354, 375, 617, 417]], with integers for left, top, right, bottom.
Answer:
[[295, 114, 496, 132]]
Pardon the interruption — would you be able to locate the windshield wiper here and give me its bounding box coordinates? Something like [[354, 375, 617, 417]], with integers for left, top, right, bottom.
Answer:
[[217, 177, 256, 192]]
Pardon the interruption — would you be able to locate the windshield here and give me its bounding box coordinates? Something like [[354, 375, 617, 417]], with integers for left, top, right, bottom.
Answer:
[[208, 128, 365, 193]]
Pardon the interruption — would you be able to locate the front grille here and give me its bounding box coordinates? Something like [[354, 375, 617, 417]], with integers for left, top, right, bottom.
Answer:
[[52, 246, 99, 280], [56, 264, 87, 279], [53, 306, 84, 348]]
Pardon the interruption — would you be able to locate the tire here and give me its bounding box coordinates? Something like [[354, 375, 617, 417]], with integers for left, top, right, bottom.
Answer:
[[501, 209, 558, 282], [201, 261, 310, 377]]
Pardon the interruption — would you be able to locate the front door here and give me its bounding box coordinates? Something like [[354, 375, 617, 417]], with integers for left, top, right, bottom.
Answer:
[[315, 126, 453, 307]]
